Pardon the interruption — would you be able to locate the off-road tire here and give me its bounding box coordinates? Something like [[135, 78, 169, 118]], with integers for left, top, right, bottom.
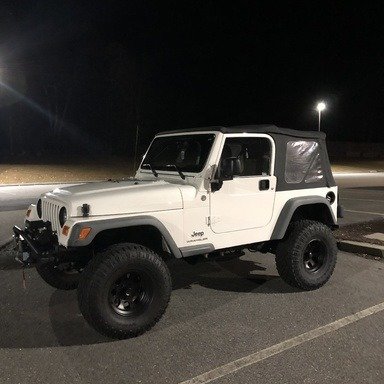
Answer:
[[275, 220, 337, 291], [77, 243, 171, 339], [36, 261, 81, 290]]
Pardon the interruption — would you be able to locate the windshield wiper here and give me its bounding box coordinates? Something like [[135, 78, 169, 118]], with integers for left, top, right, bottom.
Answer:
[[142, 163, 158, 177], [165, 164, 186, 180]]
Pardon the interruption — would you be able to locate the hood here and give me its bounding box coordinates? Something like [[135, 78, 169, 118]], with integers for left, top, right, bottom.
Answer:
[[44, 179, 187, 217]]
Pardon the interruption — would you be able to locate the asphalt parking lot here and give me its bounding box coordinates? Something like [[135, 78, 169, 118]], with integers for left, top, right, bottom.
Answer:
[[0, 186, 383, 383]]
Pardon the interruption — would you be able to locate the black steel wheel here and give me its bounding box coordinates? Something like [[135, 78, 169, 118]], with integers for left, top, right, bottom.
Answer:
[[77, 243, 171, 339], [275, 220, 337, 290], [108, 271, 154, 317], [303, 239, 327, 273]]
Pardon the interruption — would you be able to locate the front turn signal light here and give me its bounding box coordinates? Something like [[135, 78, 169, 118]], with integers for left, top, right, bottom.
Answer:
[[62, 225, 70, 236], [26, 209, 31, 217], [78, 227, 91, 240]]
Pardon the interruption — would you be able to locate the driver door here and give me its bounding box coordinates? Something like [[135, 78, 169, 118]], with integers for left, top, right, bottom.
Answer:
[[209, 134, 276, 234]]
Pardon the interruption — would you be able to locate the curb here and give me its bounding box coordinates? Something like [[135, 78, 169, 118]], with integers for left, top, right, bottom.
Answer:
[[338, 240, 384, 258]]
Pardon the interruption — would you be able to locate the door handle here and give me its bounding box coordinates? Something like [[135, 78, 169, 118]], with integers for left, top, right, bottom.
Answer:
[[259, 179, 270, 191]]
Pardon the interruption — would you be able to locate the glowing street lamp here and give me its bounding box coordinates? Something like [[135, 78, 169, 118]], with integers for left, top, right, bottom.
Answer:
[[316, 101, 326, 131]]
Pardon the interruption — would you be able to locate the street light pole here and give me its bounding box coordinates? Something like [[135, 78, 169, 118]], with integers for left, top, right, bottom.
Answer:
[[316, 102, 326, 131]]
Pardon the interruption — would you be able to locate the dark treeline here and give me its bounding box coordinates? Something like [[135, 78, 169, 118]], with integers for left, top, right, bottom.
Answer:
[[0, 1, 383, 162]]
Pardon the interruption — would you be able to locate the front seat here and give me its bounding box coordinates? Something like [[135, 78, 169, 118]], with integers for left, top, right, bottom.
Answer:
[[229, 143, 245, 175], [220, 144, 244, 177]]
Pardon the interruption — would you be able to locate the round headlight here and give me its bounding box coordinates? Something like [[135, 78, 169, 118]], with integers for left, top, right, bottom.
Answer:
[[59, 207, 67, 227], [37, 199, 42, 218]]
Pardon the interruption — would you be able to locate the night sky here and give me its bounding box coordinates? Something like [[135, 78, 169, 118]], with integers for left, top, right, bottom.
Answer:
[[0, 1, 383, 159]]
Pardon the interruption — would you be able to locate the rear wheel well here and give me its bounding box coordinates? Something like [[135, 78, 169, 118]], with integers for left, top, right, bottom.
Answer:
[[290, 203, 335, 227], [92, 225, 171, 258]]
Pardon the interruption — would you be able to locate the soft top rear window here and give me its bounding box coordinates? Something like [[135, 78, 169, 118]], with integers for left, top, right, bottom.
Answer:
[[141, 134, 215, 173], [285, 140, 324, 184]]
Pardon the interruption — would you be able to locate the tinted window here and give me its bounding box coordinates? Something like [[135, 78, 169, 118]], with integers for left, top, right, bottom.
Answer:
[[141, 134, 215, 173], [285, 140, 324, 184], [219, 137, 272, 176]]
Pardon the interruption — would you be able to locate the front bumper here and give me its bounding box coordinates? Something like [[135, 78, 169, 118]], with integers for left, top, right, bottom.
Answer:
[[13, 222, 58, 266]]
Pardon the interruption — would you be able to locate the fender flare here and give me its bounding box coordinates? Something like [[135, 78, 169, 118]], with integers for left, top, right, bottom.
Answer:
[[68, 215, 183, 258], [270, 196, 337, 240]]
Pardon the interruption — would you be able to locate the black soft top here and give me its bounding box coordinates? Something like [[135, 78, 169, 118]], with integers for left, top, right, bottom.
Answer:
[[159, 124, 326, 140], [157, 124, 334, 191]]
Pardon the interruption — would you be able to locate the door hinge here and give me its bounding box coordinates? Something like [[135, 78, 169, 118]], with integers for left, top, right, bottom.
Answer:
[[206, 217, 211, 226]]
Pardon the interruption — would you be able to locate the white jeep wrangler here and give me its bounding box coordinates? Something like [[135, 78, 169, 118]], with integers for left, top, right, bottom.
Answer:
[[13, 125, 342, 338]]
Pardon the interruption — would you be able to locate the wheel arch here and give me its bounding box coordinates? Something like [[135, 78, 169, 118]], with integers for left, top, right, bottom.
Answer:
[[271, 196, 337, 240], [68, 216, 182, 258]]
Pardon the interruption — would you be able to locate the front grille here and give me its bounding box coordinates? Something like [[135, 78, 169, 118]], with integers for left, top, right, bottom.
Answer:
[[42, 200, 61, 233]]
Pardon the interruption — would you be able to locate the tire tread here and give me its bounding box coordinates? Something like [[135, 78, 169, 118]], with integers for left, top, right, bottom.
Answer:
[[78, 243, 171, 339], [275, 220, 337, 291]]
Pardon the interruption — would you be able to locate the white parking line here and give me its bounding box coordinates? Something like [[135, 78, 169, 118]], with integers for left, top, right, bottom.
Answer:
[[179, 301, 384, 384], [345, 209, 384, 216]]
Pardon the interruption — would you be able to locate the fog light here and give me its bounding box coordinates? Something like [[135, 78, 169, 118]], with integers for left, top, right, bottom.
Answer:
[[78, 227, 91, 240]]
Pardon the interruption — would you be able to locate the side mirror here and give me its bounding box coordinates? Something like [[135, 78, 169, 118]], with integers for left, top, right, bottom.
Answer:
[[210, 157, 237, 192]]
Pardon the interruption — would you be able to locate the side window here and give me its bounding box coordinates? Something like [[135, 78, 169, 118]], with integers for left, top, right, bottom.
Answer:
[[285, 140, 324, 184], [219, 137, 272, 176]]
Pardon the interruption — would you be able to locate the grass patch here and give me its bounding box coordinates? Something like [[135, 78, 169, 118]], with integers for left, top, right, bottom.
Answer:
[[0, 159, 383, 185], [0, 160, 135, 184]]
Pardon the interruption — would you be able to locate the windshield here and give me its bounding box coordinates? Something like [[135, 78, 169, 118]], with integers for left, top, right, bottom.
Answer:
[[141, 134, 215, 173]]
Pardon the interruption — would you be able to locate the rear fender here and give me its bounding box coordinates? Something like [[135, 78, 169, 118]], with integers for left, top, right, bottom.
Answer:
[[271, 196, 337, 240]]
